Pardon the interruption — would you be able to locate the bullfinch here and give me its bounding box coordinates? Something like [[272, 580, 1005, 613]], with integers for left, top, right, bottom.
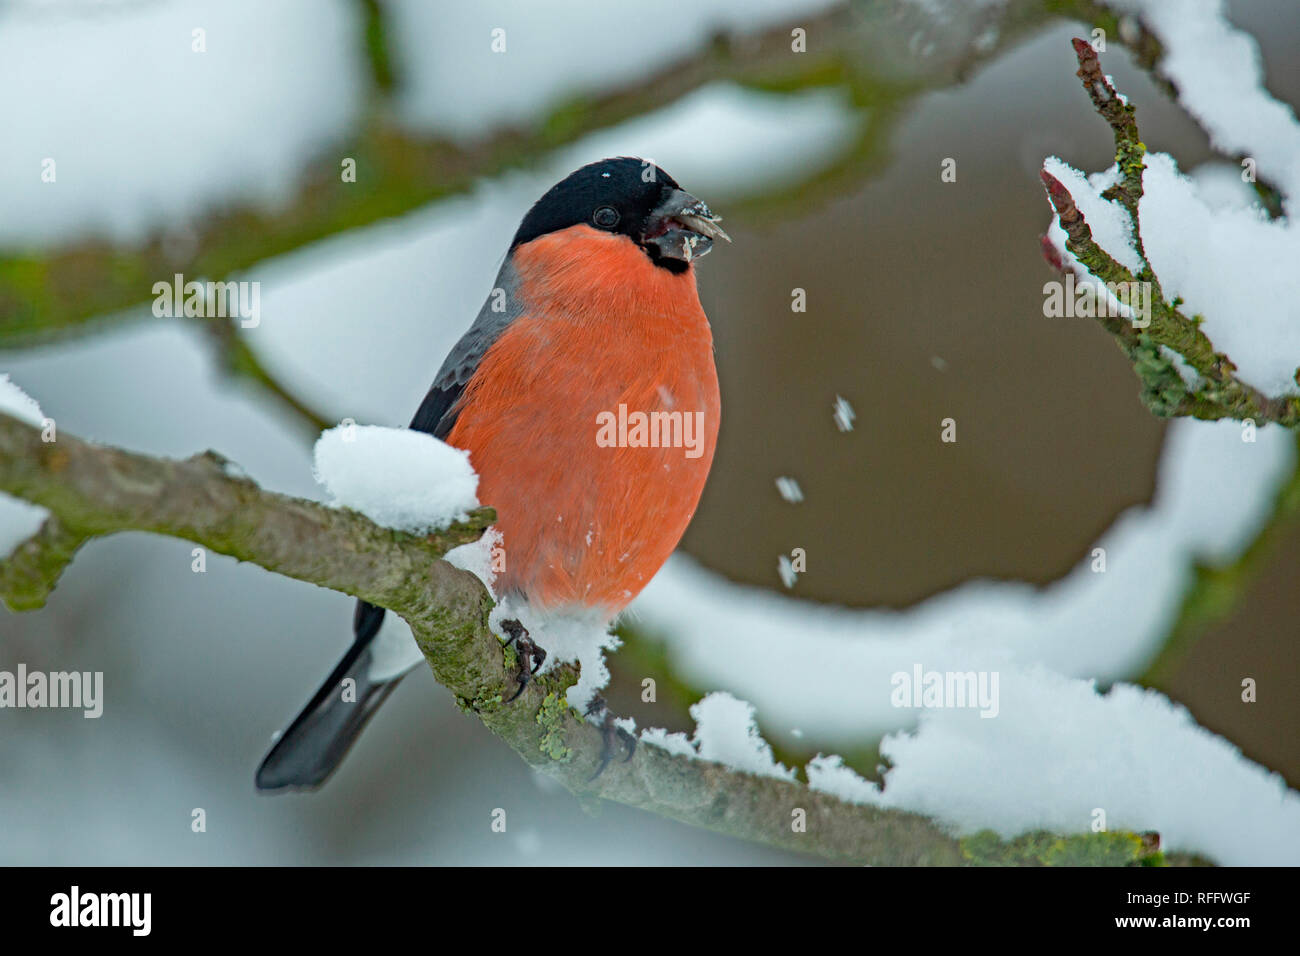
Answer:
[[256, 157, 727, 791]]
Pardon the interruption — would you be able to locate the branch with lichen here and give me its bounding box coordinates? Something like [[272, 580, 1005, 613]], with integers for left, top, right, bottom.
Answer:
[[0, 0, 1098, 351], [0, 410, 1196, 866], [1040, 39, 1300, 427]]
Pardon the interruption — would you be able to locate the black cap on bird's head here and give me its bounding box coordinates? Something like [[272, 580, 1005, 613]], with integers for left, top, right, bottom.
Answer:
[[510, 157, 730, 273]]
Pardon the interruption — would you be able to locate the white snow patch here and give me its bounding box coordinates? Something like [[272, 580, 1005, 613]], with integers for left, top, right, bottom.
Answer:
[[806, 668, 1300, 866], [0, 0, 363, 246], [1140, 152, 1300, 397], [1042, 157, 1143, 274], [691, 693, 795, 781], [0, 374, 51, 559], [1043, 153, 1300, 396], [1105, 0, 1300, 207], [806, 754, 879, 804], [312, 424, 479, 534], [1043, 0, 1300, 397], [639, 692, 795, 781], [387, 0, 844, 137], [640, 727, 698, 759], [0, 373, 44, 426]]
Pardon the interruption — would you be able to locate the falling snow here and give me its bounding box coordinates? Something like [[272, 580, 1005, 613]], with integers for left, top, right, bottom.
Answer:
[[775, 476, 804, 503], [832, 395, 855, 432]]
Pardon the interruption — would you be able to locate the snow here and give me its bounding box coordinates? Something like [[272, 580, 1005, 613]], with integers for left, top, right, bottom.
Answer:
[[691, 693, 796, 781], [0, 374, 51, 559], [0, 0, 363, 247], [4, 0, 1295, 864], [1045, 152, 1300, 397], [312, 424, 479, 534], [640, 727, 699, 760], [0, 2, 850, 248], [491, 601, 621, 715], [386, 0, 844, 136], [632, 418, 1292, 745], [1042, 0, 1300, 397], [1140, 153, 1300, 398], [1106, 0, 1300, 207], [553, 85, 859, 199], [640, 692, 795, 781], [775, 476, 804, 503], [806, 754, 879, 804], [1042, 158, 1143, 274], [629, 412, 1299, 862], [777, 554, 798, 589], [832, 395, 856, 432], [0, 372, 44, 427], [807, 668, 1300, 866]]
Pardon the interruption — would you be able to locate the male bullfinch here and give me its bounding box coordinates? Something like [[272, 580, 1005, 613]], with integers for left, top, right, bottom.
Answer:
[[257, 157, 727, 791]]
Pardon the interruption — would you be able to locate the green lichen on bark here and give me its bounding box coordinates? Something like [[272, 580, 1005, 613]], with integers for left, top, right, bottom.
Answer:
[[961, 828, 1155, 866], [1045, 40, 1300, 428], [536, 693, 573, 762]]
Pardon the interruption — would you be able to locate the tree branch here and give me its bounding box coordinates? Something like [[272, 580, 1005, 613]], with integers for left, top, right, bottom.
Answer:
[[1041, 40, 1300, 427], [0, 0, 1082, 349], [0, 411, 1188, 865]]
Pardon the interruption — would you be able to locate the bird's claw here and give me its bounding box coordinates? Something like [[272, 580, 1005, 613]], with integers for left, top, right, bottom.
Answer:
[[501, 619, 545, 703], [586, 694, 636, 780]]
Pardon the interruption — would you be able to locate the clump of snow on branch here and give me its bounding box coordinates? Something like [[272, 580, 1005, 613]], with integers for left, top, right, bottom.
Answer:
[[640, 692, 795, 781], [1042, 157, 1143, 273], [1043, 0, 1300, 397], [444, 526, 504, 596], [313, 424, 479, 533], [0, 374, 52, 558], [1106, 0, 1300, 206], [807, 667, 1300, 866], [313, 421, 624, 714], [1044, 151, 1300, 397], [0, 373, 43, 426], [1140, 153, 1300, 397]]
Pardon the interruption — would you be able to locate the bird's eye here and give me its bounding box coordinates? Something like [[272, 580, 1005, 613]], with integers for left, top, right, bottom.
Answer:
[[593, 206, 620, 229]]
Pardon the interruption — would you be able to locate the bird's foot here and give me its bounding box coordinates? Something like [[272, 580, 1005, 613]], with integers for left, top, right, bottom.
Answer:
[[584, 694, 636, 780], [501, 619, 545, 703]]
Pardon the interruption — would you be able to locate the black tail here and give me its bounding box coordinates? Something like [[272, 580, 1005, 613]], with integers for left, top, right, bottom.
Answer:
[[256, 602, 400, 792]]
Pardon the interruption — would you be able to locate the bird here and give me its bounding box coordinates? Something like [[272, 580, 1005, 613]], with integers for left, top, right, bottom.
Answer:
[[256, 157, 728, 791]]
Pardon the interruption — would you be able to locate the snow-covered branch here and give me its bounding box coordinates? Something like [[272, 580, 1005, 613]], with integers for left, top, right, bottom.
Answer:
[[0, 409, 1182, 866], [1041, 39, 1300, 427]]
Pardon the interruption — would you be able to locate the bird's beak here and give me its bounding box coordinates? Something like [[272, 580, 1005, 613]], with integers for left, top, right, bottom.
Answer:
[[642, 188, 731, 264]]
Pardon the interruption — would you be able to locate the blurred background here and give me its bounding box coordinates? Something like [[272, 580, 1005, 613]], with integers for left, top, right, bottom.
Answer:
[[1, 0, 1297, 864]]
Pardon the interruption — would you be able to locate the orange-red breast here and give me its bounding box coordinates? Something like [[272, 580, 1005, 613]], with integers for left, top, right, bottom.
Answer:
[[257, 158, 726, 790]]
